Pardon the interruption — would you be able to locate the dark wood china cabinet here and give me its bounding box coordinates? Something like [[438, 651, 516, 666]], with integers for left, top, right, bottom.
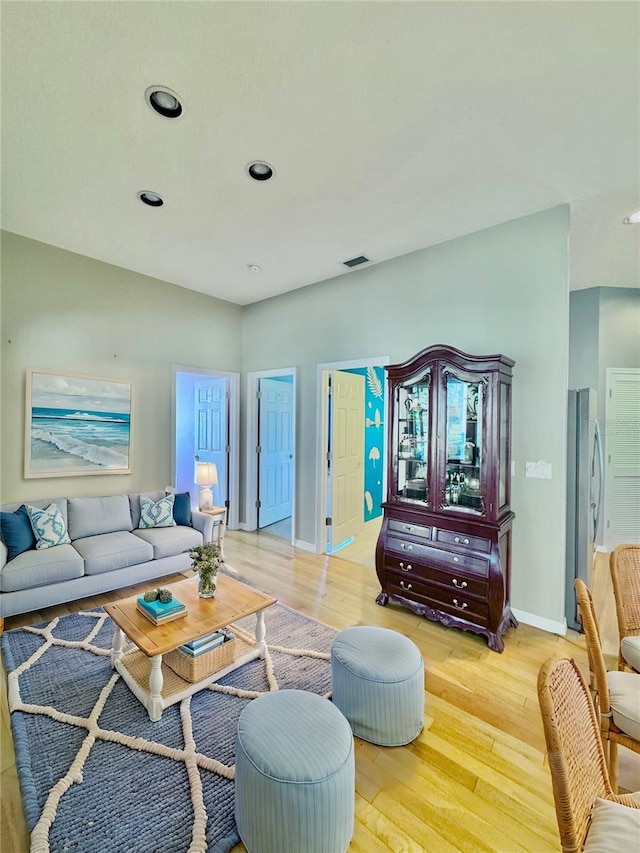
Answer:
[[375, 345, 516, 652]]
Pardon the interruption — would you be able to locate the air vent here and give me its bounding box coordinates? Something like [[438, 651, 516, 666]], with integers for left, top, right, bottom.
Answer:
[[343, 255, 370, 268]]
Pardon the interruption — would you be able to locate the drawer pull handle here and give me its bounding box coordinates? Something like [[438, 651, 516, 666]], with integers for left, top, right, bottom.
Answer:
[[453, 556, 459, 563], [402, 524, 414, 531], [454, 536, 470, 545], [452, 599, 468, 610], [400, 543, 413, 551], [399, 562, 412, 572], [400, 580, 413, 590], [452, 578, 467, 589]]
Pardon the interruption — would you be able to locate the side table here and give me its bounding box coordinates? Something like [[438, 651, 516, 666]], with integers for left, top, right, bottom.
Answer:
[[201, 506, 227, 558]]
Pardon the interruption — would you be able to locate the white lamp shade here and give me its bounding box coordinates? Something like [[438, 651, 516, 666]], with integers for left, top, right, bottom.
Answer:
[[196, 462, 218, 486]]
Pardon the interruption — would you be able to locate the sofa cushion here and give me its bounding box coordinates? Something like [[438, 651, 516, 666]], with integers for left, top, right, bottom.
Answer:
[[132, 526, 203, 560], [139, 494, 176, 529], [128, 491, 165, 530], [583, 796, 640, 853], [0, 505, 37, 561], [67, 495, 133, 540], [26, 503, 71, 549], [73, 531, 154, 576], [0, 544, 84, 592]]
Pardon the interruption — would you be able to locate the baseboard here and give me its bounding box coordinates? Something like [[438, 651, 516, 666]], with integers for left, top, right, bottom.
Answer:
[[512, 608, 567, 637], [294, 539, 316, 553]]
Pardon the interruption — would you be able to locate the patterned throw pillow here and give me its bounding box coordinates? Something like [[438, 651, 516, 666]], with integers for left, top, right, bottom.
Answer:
[[26, 503, 71, 550], [139, 493, 176, 529]]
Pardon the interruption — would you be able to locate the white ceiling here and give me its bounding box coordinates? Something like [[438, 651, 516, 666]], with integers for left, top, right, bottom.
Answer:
[[2, 1, 638, 305]]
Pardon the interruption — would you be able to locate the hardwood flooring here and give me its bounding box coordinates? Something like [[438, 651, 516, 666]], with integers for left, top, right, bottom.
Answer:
[[1, 533, 638, 852]]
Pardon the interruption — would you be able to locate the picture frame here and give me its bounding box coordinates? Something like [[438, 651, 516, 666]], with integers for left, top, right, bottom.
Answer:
[[25, 368, 133, 478]]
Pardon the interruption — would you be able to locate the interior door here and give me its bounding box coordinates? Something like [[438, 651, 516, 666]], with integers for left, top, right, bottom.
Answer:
[[330, 370, 365, 550], [195, 378, 228, 507], [604, 368, 640, 549], [258, 377, 293, 528]]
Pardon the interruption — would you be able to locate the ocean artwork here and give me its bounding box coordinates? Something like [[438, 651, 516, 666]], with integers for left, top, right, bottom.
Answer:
[[25, 370, 133, 478]]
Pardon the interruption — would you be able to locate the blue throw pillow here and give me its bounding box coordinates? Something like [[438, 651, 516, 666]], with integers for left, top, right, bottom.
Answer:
[[171, 492, 192, 527], [0, 505, 37, 561]]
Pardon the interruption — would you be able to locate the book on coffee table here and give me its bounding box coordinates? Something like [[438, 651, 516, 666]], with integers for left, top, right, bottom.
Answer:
[[136, 597, 187, 626]]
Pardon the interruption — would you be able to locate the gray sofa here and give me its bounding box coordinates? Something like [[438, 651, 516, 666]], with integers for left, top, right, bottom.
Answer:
[[0, 491, 214, 623]]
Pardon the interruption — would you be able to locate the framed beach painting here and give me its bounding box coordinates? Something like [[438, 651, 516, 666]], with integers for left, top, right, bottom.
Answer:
[[25, 369, 133, 478]]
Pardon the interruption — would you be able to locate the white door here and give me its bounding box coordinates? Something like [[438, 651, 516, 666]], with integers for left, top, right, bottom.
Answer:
[[195, 378, 228, 507], [258, 377, 294, 528], [330, 370, 365, 550], [604, 368, 640, 549]]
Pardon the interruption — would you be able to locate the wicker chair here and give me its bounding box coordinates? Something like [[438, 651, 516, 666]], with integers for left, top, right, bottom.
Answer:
[[537, 656, 640, 852], [609, 544, 640, 673], [574, 578, 640, 793]]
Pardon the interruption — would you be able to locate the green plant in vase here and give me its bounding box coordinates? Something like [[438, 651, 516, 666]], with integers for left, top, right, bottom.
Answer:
[[189, 542, 222, 598]]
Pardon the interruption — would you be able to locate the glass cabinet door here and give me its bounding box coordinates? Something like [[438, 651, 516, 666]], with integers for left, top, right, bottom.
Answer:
[[395, 372, 430, 502], [444, 375, 484, 511]]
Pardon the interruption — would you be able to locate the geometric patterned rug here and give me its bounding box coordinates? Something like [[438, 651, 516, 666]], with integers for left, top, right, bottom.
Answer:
[[1, 602, 337, 853]]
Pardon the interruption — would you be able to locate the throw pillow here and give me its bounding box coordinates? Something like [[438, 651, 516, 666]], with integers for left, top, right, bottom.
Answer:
[[26, 503, 71, 550], [0, 505, 37, 561], [139, 493, 176, 529], [170, 491, 192, 527]]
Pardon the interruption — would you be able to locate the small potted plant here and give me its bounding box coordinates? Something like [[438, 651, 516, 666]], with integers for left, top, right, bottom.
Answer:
[[189, 542, 222, 598]]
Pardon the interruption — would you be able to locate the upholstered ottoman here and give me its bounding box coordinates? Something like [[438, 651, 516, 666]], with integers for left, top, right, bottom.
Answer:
[[234, 689, 355, 853], [331, 626, 424, 746]]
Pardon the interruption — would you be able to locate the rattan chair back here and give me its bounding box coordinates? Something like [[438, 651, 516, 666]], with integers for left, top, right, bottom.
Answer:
[[574, 577, 640, 792], [609, 544, 640, 671], [537, 656, 612, 853]]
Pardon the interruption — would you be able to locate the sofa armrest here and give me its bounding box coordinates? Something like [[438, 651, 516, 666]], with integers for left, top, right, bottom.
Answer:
[[191, 511, 214, 544], [0, 540, 6, 571]]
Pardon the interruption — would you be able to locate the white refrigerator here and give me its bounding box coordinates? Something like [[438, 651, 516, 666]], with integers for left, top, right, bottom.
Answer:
[[565, 388, 604, 631]]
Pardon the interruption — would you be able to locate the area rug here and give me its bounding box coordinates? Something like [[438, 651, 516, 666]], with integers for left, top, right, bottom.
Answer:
[[2, 602, 337, 853]]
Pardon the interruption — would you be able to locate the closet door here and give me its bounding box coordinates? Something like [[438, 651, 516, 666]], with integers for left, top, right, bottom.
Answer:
[[604, 368, 640, 549]]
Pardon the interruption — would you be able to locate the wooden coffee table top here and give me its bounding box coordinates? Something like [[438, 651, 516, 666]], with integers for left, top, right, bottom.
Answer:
[[104, 574, 276, 657]]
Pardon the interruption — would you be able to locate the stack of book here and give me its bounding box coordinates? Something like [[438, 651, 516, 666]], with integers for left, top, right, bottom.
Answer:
[[136, 595, 187, 625], [178, 629, 232, 657]]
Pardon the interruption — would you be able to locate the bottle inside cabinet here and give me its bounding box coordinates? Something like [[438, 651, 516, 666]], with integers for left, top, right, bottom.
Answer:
[[376, 344, 516, 653]]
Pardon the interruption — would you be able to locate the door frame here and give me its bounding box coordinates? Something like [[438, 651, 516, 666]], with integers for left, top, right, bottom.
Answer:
[[315, 356, 390, 555], [171, 365, 240, 530], [244, 367, 297, 544]]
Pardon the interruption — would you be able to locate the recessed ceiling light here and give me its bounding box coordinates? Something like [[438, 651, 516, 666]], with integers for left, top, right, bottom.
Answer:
[[145, 86, 183, 118], [247, 264, 261, 272], [138, 191, 164, 207], [246, 161, 275, 182], [623, 209, 640, 224]]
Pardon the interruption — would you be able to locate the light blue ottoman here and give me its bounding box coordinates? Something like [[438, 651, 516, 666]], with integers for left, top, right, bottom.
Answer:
[[331, 626, 424, 746], [234, 689, 355, 853]]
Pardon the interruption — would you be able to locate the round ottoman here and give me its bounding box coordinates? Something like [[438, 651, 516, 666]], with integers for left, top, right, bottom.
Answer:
[[331, 626, 424, 746], [234, 689, 355, 853]]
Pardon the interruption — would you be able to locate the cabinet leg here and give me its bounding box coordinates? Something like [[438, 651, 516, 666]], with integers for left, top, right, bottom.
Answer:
[[487, 632, 505, 653], [376, 591, 389, 606]]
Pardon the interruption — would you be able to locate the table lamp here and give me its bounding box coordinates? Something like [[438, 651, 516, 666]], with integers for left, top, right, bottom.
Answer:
[[196, 462, 218, 511]]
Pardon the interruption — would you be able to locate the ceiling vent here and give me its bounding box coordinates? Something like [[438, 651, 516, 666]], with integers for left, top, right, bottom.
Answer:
[[343, 255, 370, 268]]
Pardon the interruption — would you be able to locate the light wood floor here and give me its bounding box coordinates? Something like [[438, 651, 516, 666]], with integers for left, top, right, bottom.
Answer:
[[1, 534, 638, 853]]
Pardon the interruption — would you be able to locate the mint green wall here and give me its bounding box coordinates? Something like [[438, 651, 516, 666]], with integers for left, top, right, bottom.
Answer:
[[242, 207, 571, 626], [570, 286, 640, 424], [2, 208, 571, 627], [0, 231, 242, 503]]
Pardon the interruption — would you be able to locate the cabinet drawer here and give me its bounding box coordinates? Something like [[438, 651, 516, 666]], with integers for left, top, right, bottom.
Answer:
[[385, 555, 488, 599], [387, 536, 490, 578], [435, 528, 491, 553], [387, 575, 489, 626], [388, 519, 432, 540]]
